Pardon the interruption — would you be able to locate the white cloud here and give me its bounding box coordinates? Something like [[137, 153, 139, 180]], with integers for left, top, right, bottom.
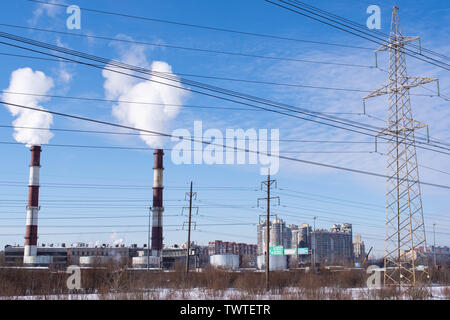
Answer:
[[102, 40, 188, 148], [2, 68, 55, 146]]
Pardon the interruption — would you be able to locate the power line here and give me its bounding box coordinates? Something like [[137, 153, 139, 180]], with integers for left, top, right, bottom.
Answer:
[[276, 207, 450, 235], [0, 31, 441, 149], [196, 229, 255, 241], [2, 198, 448, 235], [28, 0, 450, 68], [192, 189, 450, 226], [2, 99, 450, 190], [0, 215, 177, 220], [373, 151, 450, 176], [0, 124, 389, 144], [277, 196, 450, 224], [25, 0, 375, 51], [0, 180, 257, 191], [0, 140, 377, 154], [1, 34, 448, 155], [1, 51, 445, 102], [0, 89, 267, 112], [3, 46, 447, 101], [278, 187, 382, 208], [284, 0, 450, 63], [193, 197, 450, 226], [8, 195, 438, 226], [0, 229, 182, 237], [0, 23, 376, 68], [1, 76, 442, 100], [0, 223, 256, 228], [276, 191, 383, 212], [266, 0, 450, 72], [276, 204, 450, 231]]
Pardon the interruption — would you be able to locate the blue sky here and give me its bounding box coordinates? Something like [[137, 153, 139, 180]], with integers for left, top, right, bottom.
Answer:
[[0, 0, 449, 258]]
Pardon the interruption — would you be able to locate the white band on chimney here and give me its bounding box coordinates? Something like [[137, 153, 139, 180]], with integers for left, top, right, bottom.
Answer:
[[24, 245, 37, 257], [152, 207, 163, 226], [153, 169, 163, 188], [26, 206, 39, 226], [28, 166, 40, 186]]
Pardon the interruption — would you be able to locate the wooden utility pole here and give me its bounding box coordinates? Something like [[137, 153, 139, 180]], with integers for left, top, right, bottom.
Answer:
[[257, 169, 279, 291], [186, 181, 193, 277], [313, 216, 317, 270], [147, 207, 151, 271], [433, 223, 437, 267], [265, 172, 270, 290]]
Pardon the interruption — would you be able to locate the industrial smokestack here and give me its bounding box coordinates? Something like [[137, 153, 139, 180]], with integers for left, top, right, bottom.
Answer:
[[24, 145, 41, 264], [151, 149, 164, 256]]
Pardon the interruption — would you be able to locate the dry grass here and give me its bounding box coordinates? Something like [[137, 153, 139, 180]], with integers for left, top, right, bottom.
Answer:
[[439, 286, 450, 299], [0, 261, 448, 300]]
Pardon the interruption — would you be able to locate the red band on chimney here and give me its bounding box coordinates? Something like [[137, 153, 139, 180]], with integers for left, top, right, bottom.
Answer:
[[153, 187, 163, 207], [151, 227, 163, 250], [25, 145, 41, 257], [25, 225, 38, 246], [30, 145, 41, 167], [153, 149, 164, 169], [151, 149, 164, 252], [28, 186, 40, 207]]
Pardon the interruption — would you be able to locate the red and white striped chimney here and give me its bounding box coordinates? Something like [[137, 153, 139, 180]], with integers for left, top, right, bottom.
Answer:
[[24, 145, 41, 263], [151, 149, 164, 256]]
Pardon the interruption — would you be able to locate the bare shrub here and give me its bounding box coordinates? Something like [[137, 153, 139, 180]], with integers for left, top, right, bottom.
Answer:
[[232, 271, 265, 295], [405, 285, 432, 300], [439, 286, 450, 299], [325, 287, 353, 300], [360, 287, 402, 300]]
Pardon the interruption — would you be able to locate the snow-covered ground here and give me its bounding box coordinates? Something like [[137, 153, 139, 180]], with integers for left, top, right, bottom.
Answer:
[[2, 286, 449, 300]]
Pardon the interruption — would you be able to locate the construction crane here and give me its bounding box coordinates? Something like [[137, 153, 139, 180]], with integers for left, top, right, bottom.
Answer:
[[362, 247, 373, 266]]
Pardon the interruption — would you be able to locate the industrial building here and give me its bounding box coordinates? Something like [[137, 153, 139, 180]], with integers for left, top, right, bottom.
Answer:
[[4, 245, 68, 267], [10, 148, 169, 268], [3, 243, 206, 269]]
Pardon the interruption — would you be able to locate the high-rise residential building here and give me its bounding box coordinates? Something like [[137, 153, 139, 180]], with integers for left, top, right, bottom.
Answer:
[[300, 224, 311, 248], [257, 218, 292, 255], [257, 221, 267, 256], [258, 219, 354, 265], [310, 223, 353, 265], [291, 223, 311, 249], [208, 240, 257, 256], [353, 235, 366, 262]]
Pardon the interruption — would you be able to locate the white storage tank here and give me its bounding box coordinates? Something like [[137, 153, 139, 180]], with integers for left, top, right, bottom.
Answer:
[[257, 255, 287, 270], [210, 254, 239, 270], [132, 256, 161, 268]]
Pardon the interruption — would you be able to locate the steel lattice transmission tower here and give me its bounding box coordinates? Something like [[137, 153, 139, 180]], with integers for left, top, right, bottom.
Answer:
[[364, 6, 438, 288]]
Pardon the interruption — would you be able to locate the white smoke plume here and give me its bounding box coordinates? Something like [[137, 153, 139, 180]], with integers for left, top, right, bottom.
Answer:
[[102, 47, 187, 148], [2, 68, 54, 146]]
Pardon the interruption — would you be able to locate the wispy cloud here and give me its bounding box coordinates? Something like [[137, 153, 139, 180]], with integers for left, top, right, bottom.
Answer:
[[28, 0, 66, 26]]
